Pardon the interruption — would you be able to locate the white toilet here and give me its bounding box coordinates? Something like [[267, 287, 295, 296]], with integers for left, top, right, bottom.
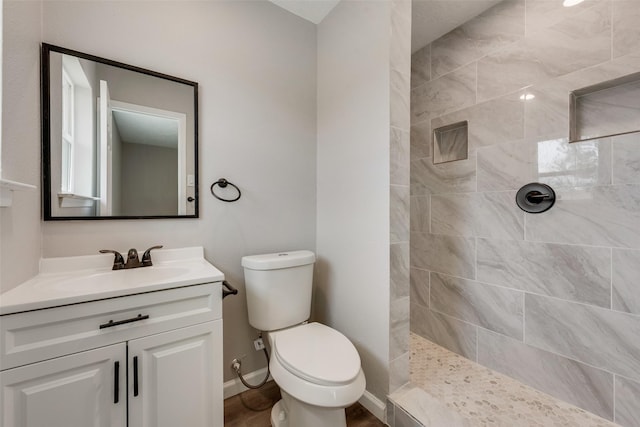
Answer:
[[242, 250, 366, 427]]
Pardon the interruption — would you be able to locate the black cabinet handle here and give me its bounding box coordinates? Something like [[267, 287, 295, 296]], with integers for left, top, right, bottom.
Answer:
[[99, 314, 149, 329], [133, 356, 139, 396], [114, 361, 120, 404], [222, 280, 238, 299]]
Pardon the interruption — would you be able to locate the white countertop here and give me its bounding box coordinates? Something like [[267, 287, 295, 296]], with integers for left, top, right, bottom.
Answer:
[[0, 247, 224, 315]]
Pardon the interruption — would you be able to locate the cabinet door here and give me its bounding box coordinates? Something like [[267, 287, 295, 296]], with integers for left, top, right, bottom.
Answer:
[[0, 343, 126, 427], [128, 321, 222, 427]]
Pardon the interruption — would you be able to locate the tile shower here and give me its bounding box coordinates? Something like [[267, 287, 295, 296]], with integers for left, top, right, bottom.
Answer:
[[406, 0, 640, 425]]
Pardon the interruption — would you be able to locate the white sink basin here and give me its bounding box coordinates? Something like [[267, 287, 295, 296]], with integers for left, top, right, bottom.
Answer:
[[33, 266, 191, 293], [0, 247, 225, 315]]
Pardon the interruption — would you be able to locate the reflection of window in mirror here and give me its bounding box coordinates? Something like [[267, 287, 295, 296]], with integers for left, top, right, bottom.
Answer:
[[60, 55, 96, 198], [61, 68, 74, 192]]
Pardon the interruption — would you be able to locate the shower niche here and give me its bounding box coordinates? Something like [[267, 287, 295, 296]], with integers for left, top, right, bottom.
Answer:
[[433, 120, 468, 164], [570, 71, 640, 143]]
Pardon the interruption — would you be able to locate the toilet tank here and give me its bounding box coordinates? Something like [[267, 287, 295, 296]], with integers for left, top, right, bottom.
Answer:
[[242, 250, 315, 331]]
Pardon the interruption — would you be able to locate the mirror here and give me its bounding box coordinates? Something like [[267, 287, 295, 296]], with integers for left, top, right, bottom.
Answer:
[[42, 43, 198, 220]]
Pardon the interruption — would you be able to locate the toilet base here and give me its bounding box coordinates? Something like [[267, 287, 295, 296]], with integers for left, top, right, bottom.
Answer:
[[271, 391, 347, 427], [271, 400, 287, 427]]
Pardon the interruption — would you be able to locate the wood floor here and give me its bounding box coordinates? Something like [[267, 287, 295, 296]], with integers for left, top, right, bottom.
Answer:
[[224, 381, 386, 426]]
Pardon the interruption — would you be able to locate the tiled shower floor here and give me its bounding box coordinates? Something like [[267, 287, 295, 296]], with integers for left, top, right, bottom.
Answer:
[[388, 333, 619, 427]]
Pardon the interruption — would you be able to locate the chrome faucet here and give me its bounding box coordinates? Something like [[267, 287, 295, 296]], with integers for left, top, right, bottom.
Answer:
[[100, 245, 163, 270]]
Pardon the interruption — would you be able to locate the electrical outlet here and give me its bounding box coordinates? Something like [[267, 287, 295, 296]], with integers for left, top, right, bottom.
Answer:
[[253, 337, 265, 351]]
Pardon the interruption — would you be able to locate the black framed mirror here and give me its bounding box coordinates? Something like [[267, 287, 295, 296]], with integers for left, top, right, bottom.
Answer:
[[42, 43, 198, 220]]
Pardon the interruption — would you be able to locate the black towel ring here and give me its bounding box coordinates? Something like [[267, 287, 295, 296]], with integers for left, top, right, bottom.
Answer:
[[210, 178, 241, 202]]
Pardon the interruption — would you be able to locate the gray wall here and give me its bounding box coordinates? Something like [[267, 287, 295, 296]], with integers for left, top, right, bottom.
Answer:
[[410, 0, 640, 425], [33, 0, 318, 382], [316, 0, 412, 402], [120, 142, 178, 216], [0, 0, 41, 292]]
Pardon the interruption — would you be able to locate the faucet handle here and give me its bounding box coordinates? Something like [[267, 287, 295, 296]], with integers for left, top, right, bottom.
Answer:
[[99, 249, 125, 270], [142, 245, 163, 266]]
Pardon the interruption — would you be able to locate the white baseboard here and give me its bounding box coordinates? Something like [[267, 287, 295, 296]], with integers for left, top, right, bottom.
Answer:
[[358, 390, 387, 422], [223, 367, 272, 399], [225, 369, 387, 423]]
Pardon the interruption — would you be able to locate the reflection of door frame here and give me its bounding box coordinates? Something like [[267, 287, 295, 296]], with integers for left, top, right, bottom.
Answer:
[[98, 80, 112, 216], [109, 100, 188, 215]]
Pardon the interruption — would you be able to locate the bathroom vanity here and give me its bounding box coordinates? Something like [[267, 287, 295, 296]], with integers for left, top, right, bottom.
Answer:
[[0, 247, 224, 427]]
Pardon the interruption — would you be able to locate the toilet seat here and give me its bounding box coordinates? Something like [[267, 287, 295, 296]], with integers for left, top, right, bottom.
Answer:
[[273, 323, 361, 386]]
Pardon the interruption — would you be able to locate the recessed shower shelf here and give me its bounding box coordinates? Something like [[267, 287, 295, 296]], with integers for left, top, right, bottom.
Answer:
[[570, 71, 640, 143], [433, 120, 468, 164]]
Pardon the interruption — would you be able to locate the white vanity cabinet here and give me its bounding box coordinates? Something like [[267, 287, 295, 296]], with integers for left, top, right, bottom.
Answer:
[[1, 343, 127, 427], [128, 321, 220, 427], [0, 282, 224, 427]]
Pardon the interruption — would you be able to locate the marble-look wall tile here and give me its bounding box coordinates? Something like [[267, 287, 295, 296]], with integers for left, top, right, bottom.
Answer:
[[392, 69, 411, 131], [525, 0, 603, 30], [410, 121, 431, 160], [535, 138, 611, 189], [410, 267, 429, 308], [410, 196, 430, 232], [613, 0, 640, 58], [524, 79, 572, 141], [477, 239, 611, 307], [615, 376, 640, 427], [525, 184, 640, 249], [528, 0, 611, 72], [410, 155, 476, 196], [430, 273, 523, 339], [432, 93, 524, 152], [411, 44, 430, 90], [534, 138, 575, 190], [558, 50, 640, 95], [478, 2, 611, 102], [411, 62, 476, 124], [477, 141, 536, 191], [612, 132, 640, 185], [394, 403, 423, 427], [431, 191, 524, 240], [393, 387, 473, 427], [391, 185, 410, 244], [431, 0, 524, 78], [389, 351, 410, 393], [386, 399, 396, 427], [410, 232, 475, 279], [410, 302, 477, 359], [391, 0, 412, 76], [612, 249, 640, 315], [526, 294, 640, 383], [478, 329, 614, 420], [391, 243, 410, 300], [391, 127, 410, 186], [574, 139, 612, 188], [477, 42, 555, 103], [390, 297, 410, 360]]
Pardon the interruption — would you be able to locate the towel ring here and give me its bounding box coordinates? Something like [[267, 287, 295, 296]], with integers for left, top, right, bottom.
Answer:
[[210, 178, 241, 202]]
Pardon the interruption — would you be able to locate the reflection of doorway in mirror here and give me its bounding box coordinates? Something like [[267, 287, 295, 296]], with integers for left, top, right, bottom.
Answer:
[[105, 99, 187, 216]]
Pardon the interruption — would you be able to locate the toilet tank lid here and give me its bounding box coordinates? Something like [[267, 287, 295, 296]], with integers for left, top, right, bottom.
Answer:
[[241, 250, 315, 270]]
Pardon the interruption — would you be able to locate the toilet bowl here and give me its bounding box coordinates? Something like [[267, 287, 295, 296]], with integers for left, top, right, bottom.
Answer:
[[267, 323, 366, 427], [241, 251, 366, 427]]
